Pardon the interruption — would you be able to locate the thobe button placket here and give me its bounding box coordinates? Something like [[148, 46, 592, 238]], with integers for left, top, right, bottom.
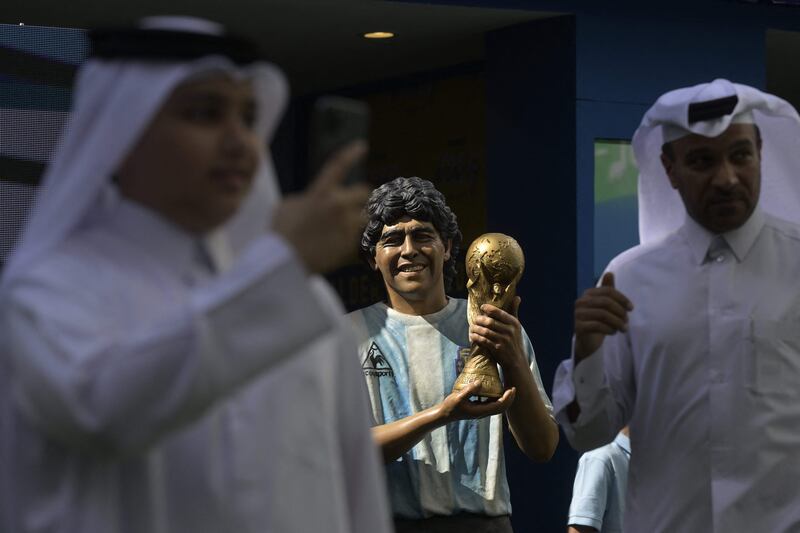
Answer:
[[182, 241, 217, 287], [705, 233, 742, 530], [705, 236, 729, 265]]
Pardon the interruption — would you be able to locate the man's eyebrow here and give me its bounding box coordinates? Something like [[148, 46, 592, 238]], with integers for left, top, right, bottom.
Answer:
[[684, 146, 714, 159], [729, 139, 756, 150], [408, 227, 435, 235], [379, 228, 404, 241], [379, 226, 435, 240], [179, 89, 225, 102]]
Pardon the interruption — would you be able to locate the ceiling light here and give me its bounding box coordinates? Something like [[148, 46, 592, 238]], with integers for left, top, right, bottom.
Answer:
[[363, 31, 395, 39]]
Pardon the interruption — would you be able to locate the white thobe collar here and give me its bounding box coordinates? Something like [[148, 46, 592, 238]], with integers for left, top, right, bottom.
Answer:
[[102, 193, 226, 275], [680, 207, 765, 265]]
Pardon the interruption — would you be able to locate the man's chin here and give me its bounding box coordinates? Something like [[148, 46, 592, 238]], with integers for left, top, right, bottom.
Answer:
[[393, 281, 425, 293], [389, 282, 431, 299], [195, 202, 243, 233], [706, 211, 751, 233]]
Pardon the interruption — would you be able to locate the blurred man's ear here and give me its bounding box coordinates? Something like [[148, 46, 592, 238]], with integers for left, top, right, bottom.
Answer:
[[367, 254, 377, 271], [444, 239, 452, 261]]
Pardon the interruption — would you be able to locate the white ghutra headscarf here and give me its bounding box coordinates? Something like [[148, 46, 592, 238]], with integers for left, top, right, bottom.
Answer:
[[632, 78, 800, 244], [1, 16, 288, 284]]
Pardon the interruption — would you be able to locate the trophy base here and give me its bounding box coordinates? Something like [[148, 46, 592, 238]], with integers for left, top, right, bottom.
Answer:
[[452, 364, 504, 399]]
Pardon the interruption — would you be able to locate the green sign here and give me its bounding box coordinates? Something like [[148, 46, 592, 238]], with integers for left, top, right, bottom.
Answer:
[[594, 140, 638, 203]]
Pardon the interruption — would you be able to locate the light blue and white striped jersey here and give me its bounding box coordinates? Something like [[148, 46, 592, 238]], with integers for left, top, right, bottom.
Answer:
[[348, 298, 553, 519]]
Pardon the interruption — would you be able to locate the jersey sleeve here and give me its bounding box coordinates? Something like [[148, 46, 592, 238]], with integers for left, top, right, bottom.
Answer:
[[567, 452, 613, 530]]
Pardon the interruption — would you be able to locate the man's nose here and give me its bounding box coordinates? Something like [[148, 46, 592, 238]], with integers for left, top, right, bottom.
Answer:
[[221, 117, 251, 155], [400, 235, 418, 256], [712, 160, 740, 190]]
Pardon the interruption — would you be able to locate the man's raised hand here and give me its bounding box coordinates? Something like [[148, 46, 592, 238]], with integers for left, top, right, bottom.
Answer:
[[272, 141, 370, 274], [574, 272, 633, 362]]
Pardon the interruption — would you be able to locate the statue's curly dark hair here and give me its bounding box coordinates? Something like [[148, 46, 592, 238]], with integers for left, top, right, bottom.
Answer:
[[361, 176, 462, 290]]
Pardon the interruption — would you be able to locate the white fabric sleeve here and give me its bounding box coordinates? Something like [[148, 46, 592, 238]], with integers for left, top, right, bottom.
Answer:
[[346, 310, 384, 427], [331, 312, 392, 533], [567, 453, 612, 530], [552, 335, 632, 452], [2, 235, 334, 454]]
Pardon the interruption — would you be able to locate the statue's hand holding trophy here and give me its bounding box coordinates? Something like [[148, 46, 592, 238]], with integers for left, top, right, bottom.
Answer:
[[453, 233, 525, 400]]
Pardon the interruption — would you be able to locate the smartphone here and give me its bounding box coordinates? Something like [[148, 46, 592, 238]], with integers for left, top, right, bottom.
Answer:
[[309, 96, 370, 185]]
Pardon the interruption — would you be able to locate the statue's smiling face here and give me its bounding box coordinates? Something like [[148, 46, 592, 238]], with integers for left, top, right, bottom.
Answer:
[[370, 216, 451, 306]]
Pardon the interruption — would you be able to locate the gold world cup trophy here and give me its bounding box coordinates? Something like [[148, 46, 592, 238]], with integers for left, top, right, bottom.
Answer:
[[452, 233, 525, 399]]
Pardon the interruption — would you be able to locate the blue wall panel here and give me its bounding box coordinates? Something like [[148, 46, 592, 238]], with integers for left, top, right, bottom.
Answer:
[[575, 99, 646, 289], [486, 16, 578, 533], [575, 13, 766, 104]]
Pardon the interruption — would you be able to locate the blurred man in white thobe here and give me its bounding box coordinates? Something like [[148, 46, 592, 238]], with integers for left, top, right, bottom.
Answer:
[[553, 79, 800, 532], [0, 16, 391, 533]]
